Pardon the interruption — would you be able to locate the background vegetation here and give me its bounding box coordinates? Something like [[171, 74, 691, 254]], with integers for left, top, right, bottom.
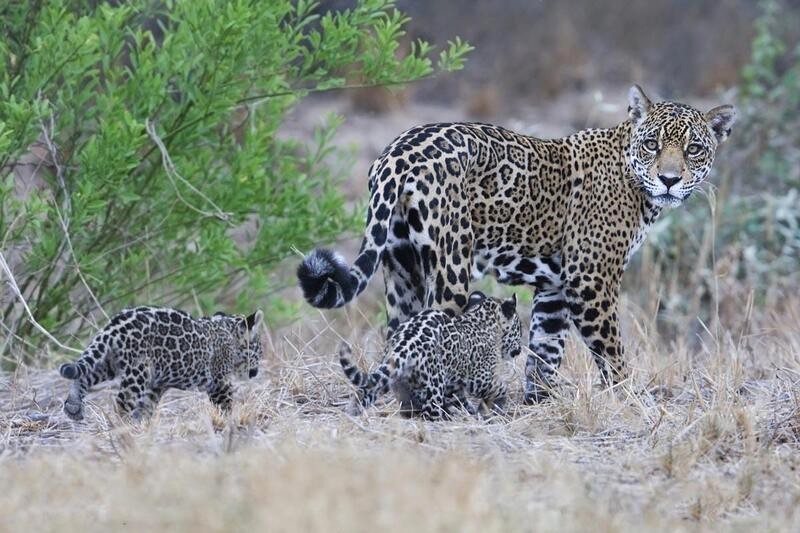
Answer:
[[2, 2, 800, 532], [0, 0, 470, 364]]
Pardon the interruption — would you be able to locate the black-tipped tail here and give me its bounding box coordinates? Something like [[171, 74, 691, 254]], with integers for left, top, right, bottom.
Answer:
[[59, 363, 81, 380], [297, 249, 357, 309]]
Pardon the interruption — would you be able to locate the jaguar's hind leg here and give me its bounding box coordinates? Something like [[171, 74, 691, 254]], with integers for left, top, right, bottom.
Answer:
[[382, 235, 426, 336], [404, 190, 473, 317], [131, 385, 164, 421], [114, 363, 149, 419]]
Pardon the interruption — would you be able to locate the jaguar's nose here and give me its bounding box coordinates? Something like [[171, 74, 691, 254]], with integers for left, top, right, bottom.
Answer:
[[658, 174, 681, 189], [249, 368, 258, 378]]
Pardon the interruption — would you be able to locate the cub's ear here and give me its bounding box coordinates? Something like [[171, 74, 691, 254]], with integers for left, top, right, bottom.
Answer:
[[705, 105, 737, 144], [628, 84, 652, 126], [245, 310, 263, 331], [501, 293, 517, 319], [467, 291, 487, 308]]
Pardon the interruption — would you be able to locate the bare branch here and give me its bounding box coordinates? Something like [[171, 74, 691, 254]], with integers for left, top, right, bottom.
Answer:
[[39, 112, 109, 321], [0, 251, 83, 354], [145, 119, 232, 223]]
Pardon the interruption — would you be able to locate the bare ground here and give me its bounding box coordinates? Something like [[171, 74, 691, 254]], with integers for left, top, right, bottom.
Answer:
[[2, 292, 800, 532]]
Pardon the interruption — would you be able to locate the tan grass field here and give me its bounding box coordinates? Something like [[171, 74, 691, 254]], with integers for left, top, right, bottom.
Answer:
[[3, 287, 800, 532], [3, 97, 800, 532]]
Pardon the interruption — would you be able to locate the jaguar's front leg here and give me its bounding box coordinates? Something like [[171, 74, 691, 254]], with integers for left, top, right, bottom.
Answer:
[[566, 278, 627, 388], [480, 383, 508, 416], [443, 384, 478, 416], [207, 380, 234, 413]]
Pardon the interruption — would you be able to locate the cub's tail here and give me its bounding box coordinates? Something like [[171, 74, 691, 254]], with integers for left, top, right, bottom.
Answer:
[[339, 343, 396, 411], [297, 160, 399, 309], [339, 343, 372, 389], [59, 332, 110, 380]]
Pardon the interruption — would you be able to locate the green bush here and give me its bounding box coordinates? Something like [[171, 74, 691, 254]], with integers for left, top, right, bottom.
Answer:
[[0, 0, 471, 363]]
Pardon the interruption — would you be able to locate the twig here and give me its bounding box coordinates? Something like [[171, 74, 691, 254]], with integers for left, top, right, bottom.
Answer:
[[39, 113, 109, 322], [144, 119, 232, 223], [0, 251, 82, 354]]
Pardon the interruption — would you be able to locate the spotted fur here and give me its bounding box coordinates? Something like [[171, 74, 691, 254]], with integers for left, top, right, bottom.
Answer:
[[60, 307, 263, 421], [299, 86, 736, 402], [340, 292, 522, 419]]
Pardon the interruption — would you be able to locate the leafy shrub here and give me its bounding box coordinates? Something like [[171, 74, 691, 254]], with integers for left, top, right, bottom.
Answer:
[[0, 0, 471, 363]]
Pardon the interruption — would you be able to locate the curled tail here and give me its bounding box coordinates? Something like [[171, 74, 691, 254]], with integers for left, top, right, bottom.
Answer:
[[297, 160, 398, 309], [339, 343, 395, 411], [59, 333, 110, 380], [339, 343, 371, 388]]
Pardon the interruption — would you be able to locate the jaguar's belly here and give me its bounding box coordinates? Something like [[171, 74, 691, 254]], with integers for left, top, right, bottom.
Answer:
[[471, 249, 562, 290]]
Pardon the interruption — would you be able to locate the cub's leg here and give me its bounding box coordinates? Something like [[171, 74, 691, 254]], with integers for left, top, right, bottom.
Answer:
[[131, 385, 164, 421], [525, 288, 570, 403], [207, 380, 234, 413], [480, 383, 508, 415], [443, 382, 478, 416], [115, 365, 147, 419], [412, 359, 448, 420]]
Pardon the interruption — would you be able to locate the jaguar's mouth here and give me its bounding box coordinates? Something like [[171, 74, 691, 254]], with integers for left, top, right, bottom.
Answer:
[[647, 192, 684, 208]]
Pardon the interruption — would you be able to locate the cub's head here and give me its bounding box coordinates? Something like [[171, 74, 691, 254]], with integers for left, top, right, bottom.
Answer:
[[466, 291, 522, 359], [627, 85, 736, 208], [212, 309, 264, 379]]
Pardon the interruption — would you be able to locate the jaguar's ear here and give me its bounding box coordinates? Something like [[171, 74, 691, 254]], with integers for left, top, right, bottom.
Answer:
[[501, 294, 517, 319], [705, 105, 737, 144], [628, 84, 652, 126], [245, 310, 263, 331], [467, 291, 487, 308]]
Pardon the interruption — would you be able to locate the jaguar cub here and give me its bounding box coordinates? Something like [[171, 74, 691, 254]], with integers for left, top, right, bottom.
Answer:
[[60, 306, 263, 421], [340, 292, 522, 419]]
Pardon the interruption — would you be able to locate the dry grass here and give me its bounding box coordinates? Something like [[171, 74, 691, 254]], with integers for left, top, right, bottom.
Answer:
[[2, 290, 800, 532], [3, 83, 799, 532]]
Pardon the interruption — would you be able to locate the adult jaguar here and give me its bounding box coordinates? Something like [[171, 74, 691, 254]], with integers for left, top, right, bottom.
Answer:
[[297, 86, 736, 402]]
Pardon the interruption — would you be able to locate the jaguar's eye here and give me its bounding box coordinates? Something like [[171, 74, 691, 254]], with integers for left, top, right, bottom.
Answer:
[[643, 139, 658, 152], [686, 143, 703, 156]]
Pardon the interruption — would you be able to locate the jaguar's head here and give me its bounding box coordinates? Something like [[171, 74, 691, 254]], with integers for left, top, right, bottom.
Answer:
[[626, 85, 736, 208], [236, 310, 263, 379], [213, 309, 264, 379], [466, 291, 522, 360]]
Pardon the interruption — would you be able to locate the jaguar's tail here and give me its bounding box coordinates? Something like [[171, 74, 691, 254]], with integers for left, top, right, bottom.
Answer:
[[59, 329, 111, 380], [297, 159, 399, 309]]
